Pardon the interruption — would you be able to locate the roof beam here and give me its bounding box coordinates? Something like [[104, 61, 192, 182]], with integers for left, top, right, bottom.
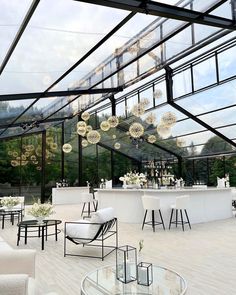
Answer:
[[76, 0, 235, 30], [0, 0, 40, 76], [0, 87, 123, 101]]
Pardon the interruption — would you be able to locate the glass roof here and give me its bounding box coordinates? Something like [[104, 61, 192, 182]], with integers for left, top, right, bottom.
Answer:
[[0, 0, 236, 160]]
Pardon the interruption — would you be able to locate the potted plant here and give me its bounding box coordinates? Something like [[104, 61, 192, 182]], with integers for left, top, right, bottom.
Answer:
[[0, 196, 20, 210], [27, 201, 54, 224]]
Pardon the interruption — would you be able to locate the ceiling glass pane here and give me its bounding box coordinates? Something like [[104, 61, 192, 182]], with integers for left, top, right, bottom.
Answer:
[[0, 0, 129, 94], [0, 0, 33, 64], [176, 81, 236, 116]]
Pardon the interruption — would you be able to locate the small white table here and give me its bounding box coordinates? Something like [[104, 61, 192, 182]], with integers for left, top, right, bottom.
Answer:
[[81, 264, 187, 295]]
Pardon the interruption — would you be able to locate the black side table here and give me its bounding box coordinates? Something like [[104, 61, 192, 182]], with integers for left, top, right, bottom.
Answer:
[[17, 219, 62, 250], [0, 209, 23, 229]]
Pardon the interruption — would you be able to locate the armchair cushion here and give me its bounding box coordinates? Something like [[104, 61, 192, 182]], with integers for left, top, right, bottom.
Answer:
[[0, 249, 36, 278], [90, 207, 115, 223], [0, 274, 28, 295], [65, 220, 93, 242], [65, 208, 115, 243]]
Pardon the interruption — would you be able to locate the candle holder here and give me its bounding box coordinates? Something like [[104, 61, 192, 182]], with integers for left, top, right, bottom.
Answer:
[[137, 262, 153, 286], [116, 245, 137, 284]]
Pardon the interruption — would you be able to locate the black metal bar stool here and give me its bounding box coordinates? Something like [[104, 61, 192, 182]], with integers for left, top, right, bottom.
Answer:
[[169, 195, 191, 231], [141, 195, 165, 232]]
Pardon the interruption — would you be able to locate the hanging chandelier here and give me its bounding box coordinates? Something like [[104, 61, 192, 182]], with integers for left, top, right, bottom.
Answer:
[[87, 130, 101, 144], [62, 143, 72, 153]]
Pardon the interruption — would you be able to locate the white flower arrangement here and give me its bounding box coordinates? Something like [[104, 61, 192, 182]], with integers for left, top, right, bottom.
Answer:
[[27, 202, 54, 218], [119, 171, 147, 185], [0, 196, 20, 208]]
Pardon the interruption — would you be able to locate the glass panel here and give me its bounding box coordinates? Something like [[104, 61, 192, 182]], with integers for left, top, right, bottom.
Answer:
[[199, 106, 236, 128], [98, 146, 111, 182], [45, 126, 62, 198], [0, 138, 21, 196], [0, 0, 129, 94], [173, 68, 192, 98], [193, 57, 217, 91], [177, 81, 236, 115], [0, 0, 33, 64], [218, 46, 236, 81]]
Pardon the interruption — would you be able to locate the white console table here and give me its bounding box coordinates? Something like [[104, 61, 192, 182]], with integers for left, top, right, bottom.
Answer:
[[52, 187, 89, 205]]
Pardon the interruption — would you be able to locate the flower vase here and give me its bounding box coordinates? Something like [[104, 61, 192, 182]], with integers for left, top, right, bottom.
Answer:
[[6, 206, 13, 211], [36, 216, 44, 224]]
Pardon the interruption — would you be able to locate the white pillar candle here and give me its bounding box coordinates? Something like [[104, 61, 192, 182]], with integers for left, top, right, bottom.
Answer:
[[138, 266, 147, 285], [125, 260, 131, 281]]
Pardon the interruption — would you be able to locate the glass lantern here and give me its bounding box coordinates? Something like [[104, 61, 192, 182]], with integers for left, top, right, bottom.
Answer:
[[137, 262, 153, 286], [116, 245, 137, 284]]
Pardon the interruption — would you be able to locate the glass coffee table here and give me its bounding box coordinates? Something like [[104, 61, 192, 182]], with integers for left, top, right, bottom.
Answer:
[[17, 219, 62, 250], [0, 208, 23, 229], [81, 265, 187, 295]]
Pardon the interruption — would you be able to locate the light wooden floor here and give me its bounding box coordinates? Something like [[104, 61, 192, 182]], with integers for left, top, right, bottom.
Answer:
[[1, 204, 236, 295]]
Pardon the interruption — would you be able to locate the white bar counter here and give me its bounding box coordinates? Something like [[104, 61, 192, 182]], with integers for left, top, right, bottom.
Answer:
[[52, 187, 89, 205], [96, 187, 233, 224]]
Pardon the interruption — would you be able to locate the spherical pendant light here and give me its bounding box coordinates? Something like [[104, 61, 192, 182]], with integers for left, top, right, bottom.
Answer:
[[129, 122, 144, 138], [81, 111, 90, 121], [161, 112, 177, 127], [12, 151, 18, 157], [11, 160, 18, 167], [114, 142, 121, 149], [108, 116, 119, 128], [87, 130, 101, 144], [46, 137, 54, 144], [100, 120, 111, 131], [29, 145, 34, 151], [25, 151, 30, 157], [140, 98, 150, 107], [62, 143, 72, 153], [156, 124, 171, 139], [176, 137, 186, 147], [35, 147, 42, 156], [145, 112, 156, 125], [30, 155, 36, 161], [77, 121, 87, 129], [82, 139, 88, 147], [131, 103, 145, 117], [77, 120, 87, 136], [147, 135, 157, 143], [154, 89, 163, 99], [50, 143, 58, 150], [86, 125, 93, 132]]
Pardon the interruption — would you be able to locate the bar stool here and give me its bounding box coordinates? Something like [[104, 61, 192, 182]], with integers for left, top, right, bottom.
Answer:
[[169, 195, 191, 231], [81, 193, 98, 218], [141, 195, 165, 232]]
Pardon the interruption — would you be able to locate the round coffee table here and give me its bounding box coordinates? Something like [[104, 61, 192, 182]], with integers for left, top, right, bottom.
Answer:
[[81, 264, 187, 295], [17, 219, 62, 250], [0, 208, 23, 229]]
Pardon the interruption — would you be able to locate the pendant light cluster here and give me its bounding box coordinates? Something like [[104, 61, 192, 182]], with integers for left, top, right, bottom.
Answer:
[[9, 136, 58, 170], [62, 98, 178, 153]]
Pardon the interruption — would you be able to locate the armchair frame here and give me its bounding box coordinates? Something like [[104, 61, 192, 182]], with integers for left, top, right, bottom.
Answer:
[[64, 218, 118, 260]]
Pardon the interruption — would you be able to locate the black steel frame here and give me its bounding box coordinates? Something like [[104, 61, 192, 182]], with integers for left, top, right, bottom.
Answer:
[[76, 0, 234, 30], [64, 218, 118, 260]]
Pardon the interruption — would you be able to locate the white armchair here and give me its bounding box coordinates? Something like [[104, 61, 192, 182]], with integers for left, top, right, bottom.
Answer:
[[0, 249, 36, 295]]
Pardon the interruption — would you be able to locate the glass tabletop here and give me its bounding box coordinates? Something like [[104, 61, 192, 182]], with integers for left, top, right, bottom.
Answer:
[[0, 208, 23, 214], [81, 264, 187, 295], [18, 219, 62, 227]]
